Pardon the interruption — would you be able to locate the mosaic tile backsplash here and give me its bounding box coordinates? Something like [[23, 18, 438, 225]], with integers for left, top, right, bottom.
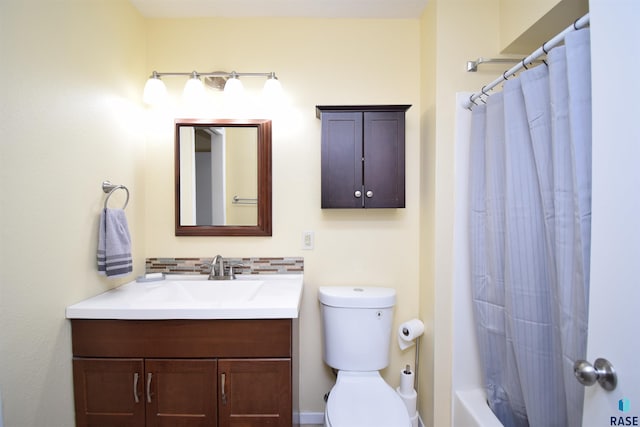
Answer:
[[145, 257, 304, 276]]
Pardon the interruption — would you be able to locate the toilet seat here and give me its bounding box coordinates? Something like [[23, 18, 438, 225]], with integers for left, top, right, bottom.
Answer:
[[325, 371, 411, 427]]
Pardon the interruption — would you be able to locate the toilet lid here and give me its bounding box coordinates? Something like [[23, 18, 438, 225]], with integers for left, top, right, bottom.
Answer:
[[326, 373, 411, 426]]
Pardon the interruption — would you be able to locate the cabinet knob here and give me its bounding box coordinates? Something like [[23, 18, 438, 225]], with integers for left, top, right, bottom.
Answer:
[[366, 190, 373, 198], [354, 190, 362, 198]]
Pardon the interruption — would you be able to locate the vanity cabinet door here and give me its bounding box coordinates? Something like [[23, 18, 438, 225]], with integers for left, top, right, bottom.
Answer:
[[218, 358, 292, 427], [73, 358, 218, 427], [73, 357, 145, 427], [145, 359, 217, 427]]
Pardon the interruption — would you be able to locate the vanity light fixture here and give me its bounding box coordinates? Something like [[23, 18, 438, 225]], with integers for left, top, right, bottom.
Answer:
[[223, 71, 244, 96], [142, 71, 168, 105], [182, 71, 205, 104], [262, 72, 282, 99], [142, 69, 282, 106]]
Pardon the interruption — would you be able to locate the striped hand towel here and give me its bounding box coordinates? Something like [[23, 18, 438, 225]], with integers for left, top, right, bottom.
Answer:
[[97, 208, 133, 277]]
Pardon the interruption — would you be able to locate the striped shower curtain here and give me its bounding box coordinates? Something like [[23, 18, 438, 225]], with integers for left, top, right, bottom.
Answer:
[[469, 29, 592, 427]]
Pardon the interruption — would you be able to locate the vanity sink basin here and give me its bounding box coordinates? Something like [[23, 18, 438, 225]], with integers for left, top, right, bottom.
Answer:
[[137, 280, 264, 306], [66, 274, 303, 320]]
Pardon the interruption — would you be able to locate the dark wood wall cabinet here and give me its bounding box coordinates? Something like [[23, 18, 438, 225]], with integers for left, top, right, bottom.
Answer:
[[71, 319, 299, 427], [316, 105, 411, 208]]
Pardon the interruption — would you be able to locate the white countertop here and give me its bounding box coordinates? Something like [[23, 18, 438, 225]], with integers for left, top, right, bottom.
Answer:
[[66, 274, 303, 320]]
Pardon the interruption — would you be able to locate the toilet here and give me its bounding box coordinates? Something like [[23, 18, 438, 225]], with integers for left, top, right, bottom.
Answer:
[[318, 286, 412, 427]]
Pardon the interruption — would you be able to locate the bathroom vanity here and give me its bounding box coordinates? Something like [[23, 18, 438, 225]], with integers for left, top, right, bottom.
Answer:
[[67, 274, 303, 427]]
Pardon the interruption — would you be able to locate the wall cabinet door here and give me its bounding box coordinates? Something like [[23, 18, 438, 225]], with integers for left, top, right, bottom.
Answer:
[[73, 358, 217, 427], [218, 359, 292, 427], [320, 111, 364, 208], [362, 111, 406, 208], [318, 105, 409, 209]]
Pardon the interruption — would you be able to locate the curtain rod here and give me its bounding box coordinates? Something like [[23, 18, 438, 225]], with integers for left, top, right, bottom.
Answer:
[[463, 12, 590, 110]]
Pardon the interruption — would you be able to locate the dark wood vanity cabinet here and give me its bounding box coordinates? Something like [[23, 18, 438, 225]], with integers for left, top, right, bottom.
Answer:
[[316, 105, 411, 208], [71, 319, 298, 427], [72, 358, 217, 427], [218, 358, 291, 427]]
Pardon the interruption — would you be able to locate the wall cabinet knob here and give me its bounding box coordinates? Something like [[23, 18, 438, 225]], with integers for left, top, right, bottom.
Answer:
[[354, 190, 362, 198], [366, 190, 373, 198]]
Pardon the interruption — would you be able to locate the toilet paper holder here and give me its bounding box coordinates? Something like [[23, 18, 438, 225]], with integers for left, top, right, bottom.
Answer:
[[398, 319, 424, 392]]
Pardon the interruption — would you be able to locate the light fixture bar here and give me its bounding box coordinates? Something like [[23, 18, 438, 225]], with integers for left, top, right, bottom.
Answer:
[[149, 70, 277, 79], [143, 69, 282, 106]]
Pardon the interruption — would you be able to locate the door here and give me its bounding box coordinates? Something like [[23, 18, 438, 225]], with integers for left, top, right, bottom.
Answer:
[[218, 359, 292, 427], [320, 111, 363, 208], [72, 358, 145, 427], [581, 2, 640, 426], [145, 359, 217, 427], [363, 111, 405, 208]]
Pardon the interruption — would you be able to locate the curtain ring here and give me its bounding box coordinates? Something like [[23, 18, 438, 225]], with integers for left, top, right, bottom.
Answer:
[[542, 42, 549, 55], [481, 85, 491, 99], [521, 59, 529, 70], [573, 17, 580, 30], [502, 71, 510, 81]]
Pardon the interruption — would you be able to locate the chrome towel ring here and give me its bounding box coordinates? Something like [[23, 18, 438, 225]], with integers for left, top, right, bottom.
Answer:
[[102, 180, 130, 209]]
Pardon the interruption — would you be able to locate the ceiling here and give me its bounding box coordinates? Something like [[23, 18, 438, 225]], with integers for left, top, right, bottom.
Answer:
[[128, 0, 429, 19]]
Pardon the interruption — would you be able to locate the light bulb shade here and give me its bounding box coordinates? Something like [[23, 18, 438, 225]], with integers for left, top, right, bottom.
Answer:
[[143, 76, 167, 105], [262, 76, 282, 100], [224, 76, 244, 96], [183, 76, 206, 105]]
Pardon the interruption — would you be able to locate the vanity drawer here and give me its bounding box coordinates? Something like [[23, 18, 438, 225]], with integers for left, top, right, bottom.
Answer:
[[71, 319, 292, 358]]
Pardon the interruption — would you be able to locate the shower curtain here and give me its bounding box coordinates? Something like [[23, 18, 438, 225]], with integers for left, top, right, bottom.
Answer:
[[469, 28, 591, 427]]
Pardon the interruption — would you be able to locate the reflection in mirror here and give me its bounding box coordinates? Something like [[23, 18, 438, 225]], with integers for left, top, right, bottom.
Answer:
[[175, 119, 272, 236], [179, 126, 257, 226]]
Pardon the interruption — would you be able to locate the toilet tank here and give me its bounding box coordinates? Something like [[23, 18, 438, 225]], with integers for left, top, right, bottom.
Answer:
[[318, 286, 396, 371]]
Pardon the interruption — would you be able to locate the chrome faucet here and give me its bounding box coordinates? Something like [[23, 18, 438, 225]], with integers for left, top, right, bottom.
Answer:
[[208, 255, 225, 279]]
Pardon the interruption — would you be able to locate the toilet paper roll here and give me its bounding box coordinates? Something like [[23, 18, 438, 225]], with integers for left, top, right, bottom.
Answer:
[[400, 367, 414, 395], [397, 319, 425, 350], [396, 387, 417, 417]]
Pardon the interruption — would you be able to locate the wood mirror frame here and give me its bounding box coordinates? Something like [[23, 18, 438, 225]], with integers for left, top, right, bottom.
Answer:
[[175, 118, 272, 236]]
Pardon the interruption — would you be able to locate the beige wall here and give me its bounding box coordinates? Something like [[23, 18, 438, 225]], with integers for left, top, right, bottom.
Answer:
[[500, 0, 563, 51], [143, 17, 422, 415], [225, 128, 258, 225], [418, 1, 502, 426], [418, 0, 438, 423], [500, 0, 589, 53], [0, 0, 147, 426]]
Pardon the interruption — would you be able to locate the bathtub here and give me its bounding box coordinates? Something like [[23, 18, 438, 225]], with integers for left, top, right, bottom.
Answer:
[[453, 389, 503, 427]]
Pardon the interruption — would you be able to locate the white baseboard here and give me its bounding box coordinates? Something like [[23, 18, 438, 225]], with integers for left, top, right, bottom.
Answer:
[[299, 411, 324, 424], [299, 411, 424, 426]]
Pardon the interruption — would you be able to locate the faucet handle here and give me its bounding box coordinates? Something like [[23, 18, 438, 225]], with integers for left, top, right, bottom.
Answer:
[[228, 263, 248, 279]]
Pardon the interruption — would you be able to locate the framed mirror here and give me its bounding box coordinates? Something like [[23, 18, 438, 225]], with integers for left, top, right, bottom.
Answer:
[[175, 118, 272, 236]]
